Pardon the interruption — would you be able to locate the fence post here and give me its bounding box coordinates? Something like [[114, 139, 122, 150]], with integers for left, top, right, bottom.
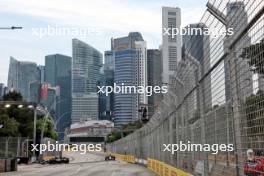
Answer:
[[229, 49, 243, 176], [17, 137, 20, 157], [5, 137, 9, 158]]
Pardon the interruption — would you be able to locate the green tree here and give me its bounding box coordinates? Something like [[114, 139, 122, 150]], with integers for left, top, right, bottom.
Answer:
[[106, 131, 122, 143], [37, 117, 58, 140], [106, 121, 143, 143], [3, 91, 23, 101], [0, 114, 19, 137], [0, 91, 58, 140], [122, 120, 142, 131]]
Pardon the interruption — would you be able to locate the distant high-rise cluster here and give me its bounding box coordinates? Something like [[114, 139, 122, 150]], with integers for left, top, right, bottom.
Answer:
[[5, 6, 188, 131]]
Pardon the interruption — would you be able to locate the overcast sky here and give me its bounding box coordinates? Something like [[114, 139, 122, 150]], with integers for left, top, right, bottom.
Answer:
[[0, 0, 207, 84]]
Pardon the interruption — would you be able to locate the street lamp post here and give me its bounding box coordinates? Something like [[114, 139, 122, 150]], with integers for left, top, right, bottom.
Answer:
[[0, 26, 23, 30], [32, 105, 37, 161], [0, 101, 39, 160]]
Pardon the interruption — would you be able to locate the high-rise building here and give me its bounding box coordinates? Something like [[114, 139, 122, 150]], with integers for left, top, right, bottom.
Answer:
[[112, 32, 147, 127], [135, 41, 148, 106], [29, 81, 40, 103], [0, 83, 4, 100], [38, 65, 45, 84], [28, 66, 45, 104], [45, 54, 72, 139], [224, 2, 252, 101], [71, 39, 102, 123], [147, 49, 162, 117], [162, 7, 181, 84], [7, 57, 40, 102], [182, 23, 212, 111], [98, 51, 115, 121], [3, 87, 8, 96], [104, 50, 115, 70]]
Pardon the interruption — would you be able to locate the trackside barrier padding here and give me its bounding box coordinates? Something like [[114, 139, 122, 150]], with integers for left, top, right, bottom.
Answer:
[[147, 158, 193, 176], [108, 152, 135, 164], [107, 153, 192, 176]]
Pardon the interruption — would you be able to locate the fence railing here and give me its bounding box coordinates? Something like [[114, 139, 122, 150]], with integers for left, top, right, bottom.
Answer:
[[107, 0, 264, 175], [0, 137, 30, 158]]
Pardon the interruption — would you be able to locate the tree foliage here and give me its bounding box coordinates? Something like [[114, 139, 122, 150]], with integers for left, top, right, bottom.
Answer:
[[106, 120, 143, 143], [121, 120, 143, 131], [3, 91, 23, 101], [37, 117, 58, 140], [0, 92, 57, 140], [106, 131, 122, 143], [0, 114, 19, 136]]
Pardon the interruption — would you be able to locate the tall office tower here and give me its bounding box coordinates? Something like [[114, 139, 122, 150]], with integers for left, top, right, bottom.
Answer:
[[29, 65, 45, 103], [45, 54, 72, 139], [99, 51, 115, 121], [0, 83, 4, 100], [162, 7, 181, 84], [98, 72, 107, 120], [224, 2, 252, 101], [29, 81, 40, 103], [7, 57, 40, 102], [3, 87, 8, 95], [112, 32, 147, 127], [135, 41, 148, 106], [182, 23, 212, 110], [71, 39, 102, 123], [104, 50, 115, 70], [147, 49, 162, 117], [38, 65, 45, 84]]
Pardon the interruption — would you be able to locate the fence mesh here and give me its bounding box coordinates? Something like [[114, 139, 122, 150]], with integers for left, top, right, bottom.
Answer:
[[107, 0, 264, 175], [0, 137, 30, 158]]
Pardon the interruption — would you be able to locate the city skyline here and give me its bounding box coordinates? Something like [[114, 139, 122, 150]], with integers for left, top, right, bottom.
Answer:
[[0, 0, 206, 85], [1, 0, 264, 175]]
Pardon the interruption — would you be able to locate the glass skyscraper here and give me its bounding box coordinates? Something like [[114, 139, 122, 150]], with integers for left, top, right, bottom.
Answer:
[[98, 51, 115, 121], [147, 49, 162, 117], [182, 23, 212, 111], [7, 57, 40, 102], [112, 32, 147, 127], [0, 83, 4, 100], [38, 65, 45, 84], [71, 39, 102, 123], [45, 54, 72, 139]]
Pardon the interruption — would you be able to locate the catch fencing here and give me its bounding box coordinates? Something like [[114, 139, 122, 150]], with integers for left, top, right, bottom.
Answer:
[[0, 137, 30, 158], [107, 0, 264, 175]]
